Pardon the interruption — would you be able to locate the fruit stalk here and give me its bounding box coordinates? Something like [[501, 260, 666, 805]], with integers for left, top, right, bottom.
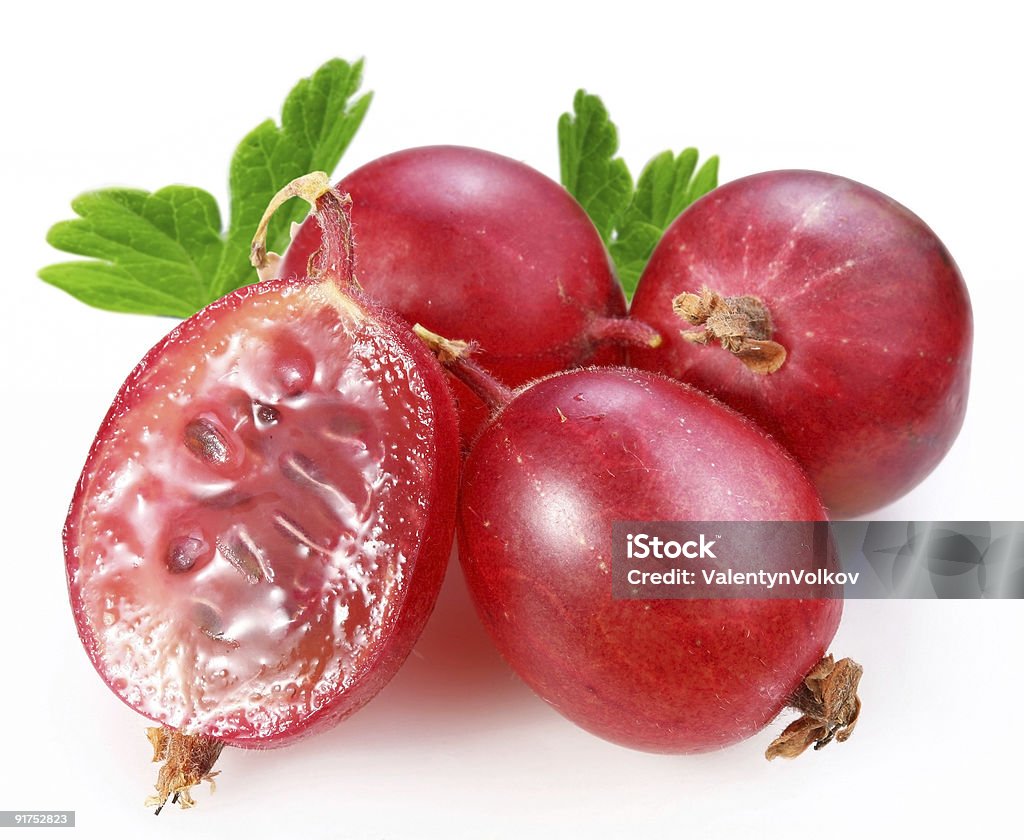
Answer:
[[412, 324, 514, 412], [251, 172, 356, 288], [586, 315, 663, 348]]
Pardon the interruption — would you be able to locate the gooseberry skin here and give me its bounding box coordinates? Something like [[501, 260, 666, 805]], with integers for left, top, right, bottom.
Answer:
[[629, 170, 972, 516], [280, 146, 630, 439], [457, 367, 841, 753], [64, 276, 460, 748]]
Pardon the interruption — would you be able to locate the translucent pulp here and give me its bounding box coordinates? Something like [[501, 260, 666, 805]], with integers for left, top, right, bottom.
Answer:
[[66, 281, 442, 742]]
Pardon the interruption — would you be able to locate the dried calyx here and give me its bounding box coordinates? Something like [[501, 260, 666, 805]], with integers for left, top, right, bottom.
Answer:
[[673, 287, 787, 374], [765, 655, 863, 760], [144, 727, 224, 814]]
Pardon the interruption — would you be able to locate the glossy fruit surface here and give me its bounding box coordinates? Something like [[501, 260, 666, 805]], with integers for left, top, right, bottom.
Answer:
[[629, 170, 972, 516], [457, 367, 841, 752], [281, 145, 643, 440], [64, 275, 459, 747]]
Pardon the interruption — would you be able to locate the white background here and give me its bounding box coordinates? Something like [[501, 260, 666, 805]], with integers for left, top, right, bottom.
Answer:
[[2, 1, 1021, 837]]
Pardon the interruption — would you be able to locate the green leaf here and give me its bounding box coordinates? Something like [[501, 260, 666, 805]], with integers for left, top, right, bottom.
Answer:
[[41, 187, 223, 317], [558, 90, 633, 243], [558, 90, 720, 300], [612, 150, 721, 298], [686, 154, 720, 206], [608, 221, 664, 300], [40, 58, 372, 317]]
